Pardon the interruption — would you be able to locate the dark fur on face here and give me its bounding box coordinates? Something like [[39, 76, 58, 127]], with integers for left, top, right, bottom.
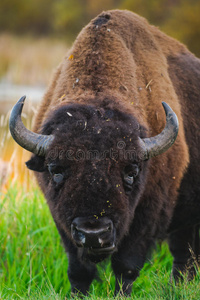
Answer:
[[27, 102, 149, 249]]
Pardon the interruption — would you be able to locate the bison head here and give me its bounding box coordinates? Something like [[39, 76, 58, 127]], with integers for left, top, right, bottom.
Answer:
[[9, 96, 178, 261]]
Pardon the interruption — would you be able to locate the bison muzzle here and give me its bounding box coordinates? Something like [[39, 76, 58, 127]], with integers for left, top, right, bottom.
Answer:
[[71, 217, 115, 252]]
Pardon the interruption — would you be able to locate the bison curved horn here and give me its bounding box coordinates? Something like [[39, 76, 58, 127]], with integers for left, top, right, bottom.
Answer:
[[139, 102, 179, 160], [9, 96, 54, 156]]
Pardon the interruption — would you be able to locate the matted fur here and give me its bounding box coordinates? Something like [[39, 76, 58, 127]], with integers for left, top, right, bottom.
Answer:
[[26, 10, 200, 295]]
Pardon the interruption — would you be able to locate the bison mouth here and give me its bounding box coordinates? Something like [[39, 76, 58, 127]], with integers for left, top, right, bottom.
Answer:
[[80, 243, 116, 263], [87, 242, 116, 255]]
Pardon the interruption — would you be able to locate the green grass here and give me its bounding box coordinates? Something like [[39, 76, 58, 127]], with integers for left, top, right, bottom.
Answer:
[[1, 184, 200, 299]]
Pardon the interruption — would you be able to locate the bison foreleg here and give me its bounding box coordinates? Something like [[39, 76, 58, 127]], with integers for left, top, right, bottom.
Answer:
[[111, 248, 146, 296], [169, 226, 199, 282], [67, 251, 97, 296]]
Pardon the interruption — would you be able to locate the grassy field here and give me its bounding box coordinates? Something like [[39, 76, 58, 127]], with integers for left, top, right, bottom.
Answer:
[[1, 183, 200, 299], [1, 34, 200, 299]]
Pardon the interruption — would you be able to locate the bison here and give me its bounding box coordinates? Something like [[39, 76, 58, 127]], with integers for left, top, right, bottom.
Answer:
[[9, 9, 200, 296]]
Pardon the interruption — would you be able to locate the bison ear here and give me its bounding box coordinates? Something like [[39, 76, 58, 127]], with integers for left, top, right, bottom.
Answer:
[[26, 155, 46, 172]]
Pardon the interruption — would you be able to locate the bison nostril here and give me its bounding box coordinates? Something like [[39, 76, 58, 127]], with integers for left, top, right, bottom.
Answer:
[[107, 225, 112, 232], [71, 224, 86, 246], [98, 238, 104, 247], [107, 221, 113, 232], [77, 231, 86, 244]]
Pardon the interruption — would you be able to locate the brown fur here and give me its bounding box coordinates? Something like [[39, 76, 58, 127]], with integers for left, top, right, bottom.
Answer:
[[27, 10, 200, 295], [34, 9, 189, 182]]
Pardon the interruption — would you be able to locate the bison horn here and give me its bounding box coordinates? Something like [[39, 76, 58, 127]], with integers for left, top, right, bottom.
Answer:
[[139, 102, 179, 160], [9, 96, 54, 156]]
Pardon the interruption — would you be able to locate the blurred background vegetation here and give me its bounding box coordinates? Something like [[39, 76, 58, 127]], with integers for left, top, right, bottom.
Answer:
[[0, 0, 200, 56]]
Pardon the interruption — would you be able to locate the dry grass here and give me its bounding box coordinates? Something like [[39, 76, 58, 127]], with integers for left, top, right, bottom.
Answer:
[[0, 110, 33, 190], [0, 33, 69, 86], [0, 34, 69, 189]]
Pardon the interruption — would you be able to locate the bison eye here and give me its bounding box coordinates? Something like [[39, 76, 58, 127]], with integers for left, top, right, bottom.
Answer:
[[53, 173, 64, 184], [47, 163, 66, 185], [123, 164, 139, 192], [124, 173, 134, 185]]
